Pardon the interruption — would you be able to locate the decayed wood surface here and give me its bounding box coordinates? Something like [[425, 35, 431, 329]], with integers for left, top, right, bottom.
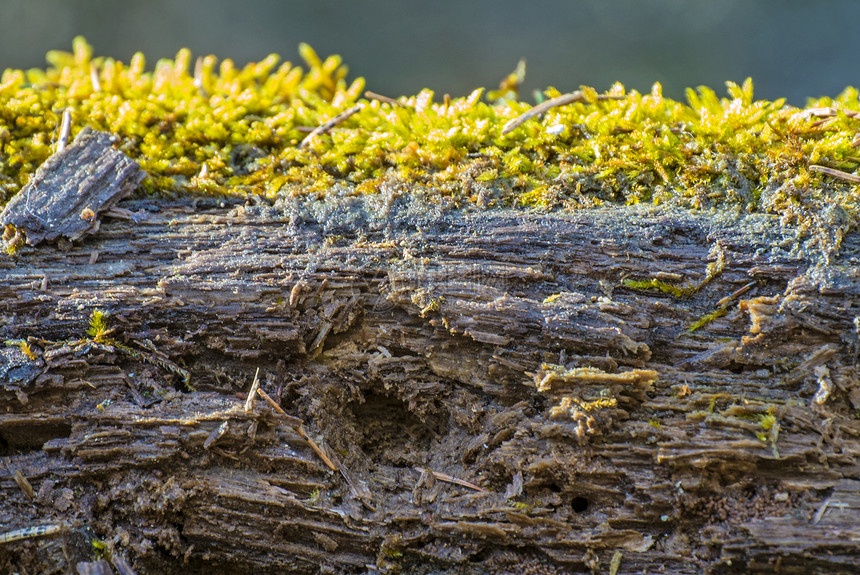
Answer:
[[1, 185, 859, 573]]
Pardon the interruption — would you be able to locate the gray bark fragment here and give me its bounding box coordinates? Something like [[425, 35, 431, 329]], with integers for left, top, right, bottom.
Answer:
[[0, 127, 142, 245]]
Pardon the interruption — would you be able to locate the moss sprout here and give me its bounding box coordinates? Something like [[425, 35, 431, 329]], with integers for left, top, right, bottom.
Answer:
[[86, 308, 111, 342]]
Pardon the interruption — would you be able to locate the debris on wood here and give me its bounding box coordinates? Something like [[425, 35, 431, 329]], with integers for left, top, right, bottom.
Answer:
[[2, 195, 859, 573], [244, 367, 261, 413], [501, 90, 625, 134], [414, 467, 487, 493], [299, 104, 363, 149]]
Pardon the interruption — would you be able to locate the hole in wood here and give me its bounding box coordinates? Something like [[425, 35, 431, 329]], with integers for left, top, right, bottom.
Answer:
[[571, 496, 589, 513], [351, 391, 437, 458], [0, 421, 72, 455]]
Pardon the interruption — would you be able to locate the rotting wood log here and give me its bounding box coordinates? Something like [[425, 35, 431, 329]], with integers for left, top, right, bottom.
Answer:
[[1, 144, 860, 574]]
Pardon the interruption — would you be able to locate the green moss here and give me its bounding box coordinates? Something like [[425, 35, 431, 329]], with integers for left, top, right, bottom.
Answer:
[[1, 38, 858, 248], [626, 243, 726, 302], [622, 278, 691, 298], [688, 306, 728, 332], [86, 308, 110, 342]]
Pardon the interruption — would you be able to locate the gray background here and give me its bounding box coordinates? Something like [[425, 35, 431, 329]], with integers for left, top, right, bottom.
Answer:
[[1, 0, 856, 105]]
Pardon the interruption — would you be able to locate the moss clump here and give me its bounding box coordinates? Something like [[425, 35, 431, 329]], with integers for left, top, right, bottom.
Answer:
[[86, 308, 111, 342], [1, 37, 858, 243]]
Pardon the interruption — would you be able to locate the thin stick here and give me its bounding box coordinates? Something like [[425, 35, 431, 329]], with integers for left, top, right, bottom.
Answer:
[[57, 109, 72, 152], [0, 524, 65, 544], [809, 164, 860, 183], [296, 426, 338, 471], [715, 280, 756, 308], [804, 107, 860, 119], [364, 91, 405, 107], [90, 63, 101, 92], [193, 56, 208, 99], [502, 91, 625, 135], [244, 367, 261, 413], [295, 427, 338, 472], [322, 446, 375, 510], [254, 388, 303, 426], [299, 104, 362, 149], [255, 388, 337, 471], [255, 387, 287, 414], [414, 466, 487, 493]]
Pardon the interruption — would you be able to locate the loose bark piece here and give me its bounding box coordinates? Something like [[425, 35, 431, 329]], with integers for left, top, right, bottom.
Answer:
[[0, 127, 143, 245]]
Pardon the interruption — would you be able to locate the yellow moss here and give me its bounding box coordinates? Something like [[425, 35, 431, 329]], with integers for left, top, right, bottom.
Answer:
[[0, 37, 857, 254], [4, 339, 38, 360], [533, 363, 658, 392], [623, 278, 690, 298]]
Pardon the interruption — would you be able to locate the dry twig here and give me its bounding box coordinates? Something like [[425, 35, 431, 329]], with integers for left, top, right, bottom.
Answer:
[[715, 280, 756, 308], [414, 467, 487, 493], [502, 91, 624, 135], [57, 108, 72, 152], [244, 367, 261, 412], [0, 523, 66, 544], [809, 164, 860, 183], [255, 388, 337, 471], [364, 91, 405, 107], [299, 105, 363, 149]]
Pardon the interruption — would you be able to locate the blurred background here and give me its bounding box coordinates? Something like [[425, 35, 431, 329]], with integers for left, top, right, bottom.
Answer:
[[1, 0, 857, 106]]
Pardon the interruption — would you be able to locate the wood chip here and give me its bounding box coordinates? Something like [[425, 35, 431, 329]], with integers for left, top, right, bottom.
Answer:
[[0, 127, 143, 245], [5, 462, 36, 500]]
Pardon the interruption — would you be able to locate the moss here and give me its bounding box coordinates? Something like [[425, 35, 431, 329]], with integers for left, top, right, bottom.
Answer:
[[622, 277, 691, 298], [4, 338, 37, 360], [688, 306, 728, 332], [1, 38, 858, 248], [87, 309, 110, 343], [86, 308, 111, 342]]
